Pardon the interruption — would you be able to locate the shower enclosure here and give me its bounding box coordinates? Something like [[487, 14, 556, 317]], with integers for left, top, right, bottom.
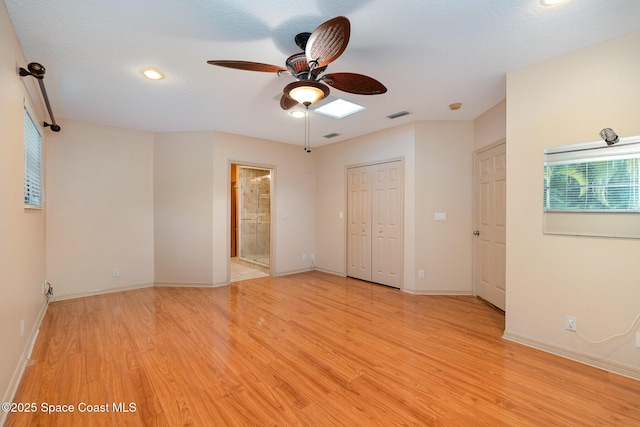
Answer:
[[238, 166, 271, 268]]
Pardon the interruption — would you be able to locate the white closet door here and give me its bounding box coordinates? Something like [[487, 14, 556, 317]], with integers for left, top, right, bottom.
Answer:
[[347, 160, 404, 288], [371, 161, 403, 288], [347, 167, 372, 281]]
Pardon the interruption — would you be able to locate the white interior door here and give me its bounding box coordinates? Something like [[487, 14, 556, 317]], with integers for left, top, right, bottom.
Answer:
[[348, 161, 403, 288], [347, 167, 371, 281], [371, 162, 403, 288], [474, 143, 506, 310]]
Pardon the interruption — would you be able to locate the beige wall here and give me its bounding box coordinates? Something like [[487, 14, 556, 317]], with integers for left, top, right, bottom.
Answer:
[[46, 119, 155, 298], [212, 131, 317, 284], [154, 130, 318, 286], [154, 132, 213, 285], [314, 124, 419, 289], [314, 121, 474, 294], [505, 30, 640, 374], [0, 1, 48, 417], [46, 125, 317, 295], [474, 99, 506, 150], [415, 121, 475, 294]]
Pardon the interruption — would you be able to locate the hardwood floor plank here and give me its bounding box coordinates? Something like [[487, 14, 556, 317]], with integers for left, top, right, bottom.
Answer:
[[5, 271, 639, 426], [299, 402, 346, 427]]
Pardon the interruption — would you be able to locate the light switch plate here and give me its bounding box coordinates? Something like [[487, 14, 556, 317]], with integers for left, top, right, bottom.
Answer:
[[434, 212, 447, 221]]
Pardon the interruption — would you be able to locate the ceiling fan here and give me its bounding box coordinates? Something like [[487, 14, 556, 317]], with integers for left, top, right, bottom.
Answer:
[[207, 16, 387, 110]]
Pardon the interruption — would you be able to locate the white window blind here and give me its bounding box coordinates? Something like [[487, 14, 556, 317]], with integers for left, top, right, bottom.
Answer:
[[544, 137, 640, 212], [24, 106, 43, 207]]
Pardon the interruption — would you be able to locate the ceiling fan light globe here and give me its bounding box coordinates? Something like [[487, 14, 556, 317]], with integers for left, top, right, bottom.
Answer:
[[290, 86, 324, 105], [284, 80, 329, 106]]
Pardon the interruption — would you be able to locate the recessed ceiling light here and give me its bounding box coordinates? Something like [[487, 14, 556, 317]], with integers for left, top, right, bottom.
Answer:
[[289, 110, 306, 119], [142, 68, 164, 80], [540, 0, 568, 6], [449, 102, 462, 111], [314, 99, 365, 119]]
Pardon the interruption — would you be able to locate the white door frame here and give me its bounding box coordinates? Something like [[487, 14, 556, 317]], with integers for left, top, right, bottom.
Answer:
[[227, 160, 276, 282]]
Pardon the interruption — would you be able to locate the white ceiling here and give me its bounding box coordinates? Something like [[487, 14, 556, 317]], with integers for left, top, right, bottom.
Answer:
[[5, 0, 640, 147]]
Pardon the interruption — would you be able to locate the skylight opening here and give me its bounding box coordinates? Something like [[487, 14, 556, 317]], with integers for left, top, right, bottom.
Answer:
[[314, 99, 365, 119]]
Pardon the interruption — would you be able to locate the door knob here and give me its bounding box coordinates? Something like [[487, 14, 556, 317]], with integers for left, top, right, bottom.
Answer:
[[473, 230, 480, 236]]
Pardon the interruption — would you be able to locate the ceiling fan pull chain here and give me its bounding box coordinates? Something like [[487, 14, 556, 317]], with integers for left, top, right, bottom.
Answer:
[[304, 107, 311, 153]]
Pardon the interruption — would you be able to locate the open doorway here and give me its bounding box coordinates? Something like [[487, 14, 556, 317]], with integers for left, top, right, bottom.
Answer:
[[230, 164, 272, 282]]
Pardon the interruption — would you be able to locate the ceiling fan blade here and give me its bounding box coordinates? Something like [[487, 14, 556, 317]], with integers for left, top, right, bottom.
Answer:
[[207, 60, 286, 73], [280, 94, 298, 110], [305, 16, 350, 69], [322, 73, 387, 95]]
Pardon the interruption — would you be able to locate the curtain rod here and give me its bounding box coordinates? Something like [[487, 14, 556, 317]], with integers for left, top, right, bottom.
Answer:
[[19, 62, 61, 132]]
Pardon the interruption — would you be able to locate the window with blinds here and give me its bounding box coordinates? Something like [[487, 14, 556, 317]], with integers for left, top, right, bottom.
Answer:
[[544, 139, 640, 212], [24, 106, 43, 207], [543, 136, 640, 238]]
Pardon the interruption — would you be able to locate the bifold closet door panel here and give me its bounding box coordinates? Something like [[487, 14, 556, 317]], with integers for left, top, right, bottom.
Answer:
[[371, 162, 403, 288], [347, 166, 372, 281]]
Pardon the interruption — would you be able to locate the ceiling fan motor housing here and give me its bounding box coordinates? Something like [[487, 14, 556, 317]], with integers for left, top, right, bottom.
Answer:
[[286, 53, 326, 81]]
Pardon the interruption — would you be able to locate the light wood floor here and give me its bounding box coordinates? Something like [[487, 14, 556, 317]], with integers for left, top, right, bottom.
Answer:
[[230, 257, 269, 282], [6, 272, 640, 426]]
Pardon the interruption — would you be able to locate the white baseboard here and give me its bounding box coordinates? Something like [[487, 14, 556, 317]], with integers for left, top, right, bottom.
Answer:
[[404, 288, 473, 296], [274, 267, 313, 277], [503, 331, 640, 381], [281, 270, 475, 296], [211, 281, 231, 288], [52, 282, 154, 301], [154, 281, 216, 288], [311, 267, 345, 277], [1, 299, 49, 427]]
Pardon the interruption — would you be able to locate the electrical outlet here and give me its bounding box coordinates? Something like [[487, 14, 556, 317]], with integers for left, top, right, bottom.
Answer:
[[565, 315, 577, 332], [302, 254, 307, 261], [310, 254, 315, 261], [418, 270, 425, 279], [113, 268, 120, 277]]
